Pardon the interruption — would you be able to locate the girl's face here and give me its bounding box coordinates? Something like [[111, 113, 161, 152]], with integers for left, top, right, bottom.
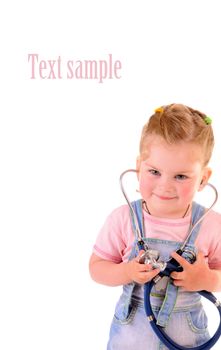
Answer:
[[137, 137, 211, 219]]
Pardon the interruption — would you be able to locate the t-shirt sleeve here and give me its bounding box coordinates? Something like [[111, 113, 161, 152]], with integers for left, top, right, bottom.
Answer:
[[197, 210, 221, 269], [93, 206, 129, 263], [208, 245, 221, 269], [207, 219, 221, 269]]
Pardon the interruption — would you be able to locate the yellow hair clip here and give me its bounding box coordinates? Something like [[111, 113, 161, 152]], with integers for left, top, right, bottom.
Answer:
[[155, 107, 164, 114]]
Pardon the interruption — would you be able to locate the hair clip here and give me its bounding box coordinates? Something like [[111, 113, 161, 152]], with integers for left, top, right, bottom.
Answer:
[[155, 107, 164, 113], [204, 116, 212, 125]]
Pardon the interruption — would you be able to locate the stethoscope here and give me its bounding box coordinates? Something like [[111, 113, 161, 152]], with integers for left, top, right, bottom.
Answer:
[[120, 169, 221, 350]]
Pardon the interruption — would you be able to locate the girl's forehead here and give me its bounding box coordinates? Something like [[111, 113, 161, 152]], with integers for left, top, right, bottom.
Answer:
[[141, 138, 204, 165]]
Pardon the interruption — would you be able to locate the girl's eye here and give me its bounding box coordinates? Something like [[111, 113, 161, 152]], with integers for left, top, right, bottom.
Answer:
[[175, 174, 188, 180], [148, 169, 161, 176]]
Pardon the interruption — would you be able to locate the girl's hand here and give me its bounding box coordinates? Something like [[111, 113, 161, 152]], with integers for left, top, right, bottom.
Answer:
[[170, 251, 210, 291], [125, 250, 160, 284]]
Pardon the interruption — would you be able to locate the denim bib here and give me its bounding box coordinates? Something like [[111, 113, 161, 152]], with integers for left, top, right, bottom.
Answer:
[[107, 201, 210, 350]]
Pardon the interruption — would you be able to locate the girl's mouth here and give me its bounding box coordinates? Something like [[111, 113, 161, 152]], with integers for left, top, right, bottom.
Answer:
[[154, 193, 177, 200]]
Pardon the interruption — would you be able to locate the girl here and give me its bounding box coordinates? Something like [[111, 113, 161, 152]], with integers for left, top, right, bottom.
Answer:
[[89, 104, 221, 349]]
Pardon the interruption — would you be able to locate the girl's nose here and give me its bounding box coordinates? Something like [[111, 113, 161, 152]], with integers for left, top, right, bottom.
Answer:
[[158, 177, 173, 192]]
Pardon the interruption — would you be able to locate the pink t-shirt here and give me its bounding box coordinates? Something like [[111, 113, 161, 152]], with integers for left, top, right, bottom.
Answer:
[[93, 204, 221, 269]]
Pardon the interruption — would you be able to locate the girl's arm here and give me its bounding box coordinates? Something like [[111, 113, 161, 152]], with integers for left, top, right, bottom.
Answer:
[[89, 252, 160, 287]]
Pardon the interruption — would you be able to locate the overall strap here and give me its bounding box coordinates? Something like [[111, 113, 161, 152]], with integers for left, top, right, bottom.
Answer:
[[186, 201, 205, 245], [157, 201, 206, 327], [130, 199, 145, 240]]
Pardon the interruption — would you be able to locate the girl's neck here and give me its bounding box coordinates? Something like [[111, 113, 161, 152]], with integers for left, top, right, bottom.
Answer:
[[143, 201, 191, 219]]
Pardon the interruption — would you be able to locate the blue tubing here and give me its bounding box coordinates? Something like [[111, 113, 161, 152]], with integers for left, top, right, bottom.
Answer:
[[144, 281, 221, 350]]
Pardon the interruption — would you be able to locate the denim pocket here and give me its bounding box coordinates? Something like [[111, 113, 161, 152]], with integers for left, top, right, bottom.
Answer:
[[113, 301, 138, 325], [186, 307, 208, 333]]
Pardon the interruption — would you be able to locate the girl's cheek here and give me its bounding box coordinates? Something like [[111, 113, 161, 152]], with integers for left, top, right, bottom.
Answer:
[[139, 174, 148, 187], [139, 177, 152, 195], [179, 184, 195, 199]]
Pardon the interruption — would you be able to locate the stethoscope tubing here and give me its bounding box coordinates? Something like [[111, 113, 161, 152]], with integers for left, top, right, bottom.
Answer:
[[144, 281, 221, 350]]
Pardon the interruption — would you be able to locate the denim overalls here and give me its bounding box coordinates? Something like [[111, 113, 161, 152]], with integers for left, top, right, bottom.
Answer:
[[107, 201, 210, 350]]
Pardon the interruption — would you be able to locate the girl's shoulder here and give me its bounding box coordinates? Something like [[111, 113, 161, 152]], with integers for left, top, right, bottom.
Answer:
[[200, 207, 221, 231], [108, 204, 131, 225], [205, 207, 221, 220]]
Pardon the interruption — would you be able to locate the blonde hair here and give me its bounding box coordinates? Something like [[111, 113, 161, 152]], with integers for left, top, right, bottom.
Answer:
[[140, 103, 214, 166]]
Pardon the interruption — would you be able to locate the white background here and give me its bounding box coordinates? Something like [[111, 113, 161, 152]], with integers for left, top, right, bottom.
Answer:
[[1, 1, 221, 349]]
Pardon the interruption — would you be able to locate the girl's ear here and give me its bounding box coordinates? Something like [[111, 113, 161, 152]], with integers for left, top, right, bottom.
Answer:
[[198, 167, 212, 191]]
